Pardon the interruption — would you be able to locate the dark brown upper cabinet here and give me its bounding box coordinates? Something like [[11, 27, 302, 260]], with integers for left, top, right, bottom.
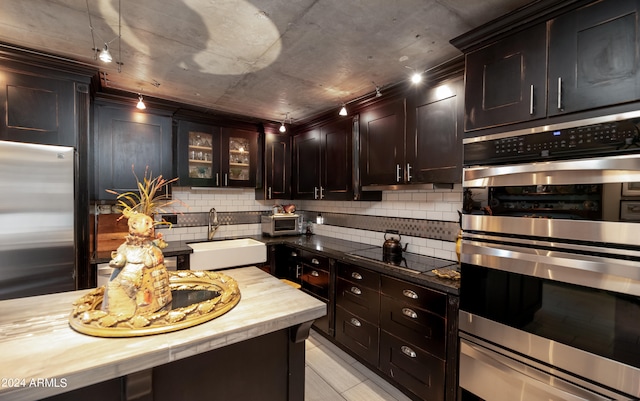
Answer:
[[548, 0, 640, 116], [221, 126, 258, 188], [359, 97, 406, 186], [406, 76, 464, 184], [460, 0, 640, 132], [175, 119, 258, 188], [463, 23, 547, 132], [0, 63, 91, 147], [293, 118, 353, 200], [93, 100, 173, 200], [262, 130, 291, 200], [175, 119, 221, 187]]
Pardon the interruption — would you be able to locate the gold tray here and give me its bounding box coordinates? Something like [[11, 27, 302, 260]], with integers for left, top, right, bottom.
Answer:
[[431, 268, 461, 281], [69, 270, 241, 337]]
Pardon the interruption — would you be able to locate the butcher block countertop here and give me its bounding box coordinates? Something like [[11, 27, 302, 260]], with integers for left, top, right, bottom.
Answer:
[[0, 267, 326, 401]]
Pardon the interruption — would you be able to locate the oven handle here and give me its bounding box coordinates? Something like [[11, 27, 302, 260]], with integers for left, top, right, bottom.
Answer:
[[459, 338, 614, 401], [464, 153, 640, 187], [462, 240, 640, 296]]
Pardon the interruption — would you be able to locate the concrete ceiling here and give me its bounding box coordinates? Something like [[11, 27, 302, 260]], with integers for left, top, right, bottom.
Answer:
[[0, 0, 533, 124]]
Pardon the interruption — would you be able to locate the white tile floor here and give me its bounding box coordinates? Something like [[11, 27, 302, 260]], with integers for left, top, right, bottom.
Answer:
[[305, 330, 414, 401]]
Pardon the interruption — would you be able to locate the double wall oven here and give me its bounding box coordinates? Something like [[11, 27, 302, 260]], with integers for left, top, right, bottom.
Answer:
[[460, 112, 640, 400]]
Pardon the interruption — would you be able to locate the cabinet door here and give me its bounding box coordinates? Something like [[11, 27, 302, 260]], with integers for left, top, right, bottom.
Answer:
[[464, 23, 547, 131], [320, 118, 353, 200], [94, 102, 172, 200], [221, 127, 258, 187], [265, 132, 291, 200], [549, 0, 640, 116], [335, 306, 379, 366], [175, 120, 220, 187], [359, 98, 405, 186], [0, 69, 78, 147], [407, 77, 463, 184], [292, 129, 320, 199]]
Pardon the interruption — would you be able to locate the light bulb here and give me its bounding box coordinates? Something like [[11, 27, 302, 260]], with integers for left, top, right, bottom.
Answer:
[[279, 123, 286, 133], [99, 44, 112, 63], [411, 72, 423, 84], [339, 105, 347, 116], [136, 95, 146, 110]]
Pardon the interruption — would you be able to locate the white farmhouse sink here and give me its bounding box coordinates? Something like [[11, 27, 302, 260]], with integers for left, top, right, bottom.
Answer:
[[188, 238, 267, 271]]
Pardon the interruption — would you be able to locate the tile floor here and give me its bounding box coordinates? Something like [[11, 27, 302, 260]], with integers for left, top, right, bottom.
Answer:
[[305, 329, 414, 401]]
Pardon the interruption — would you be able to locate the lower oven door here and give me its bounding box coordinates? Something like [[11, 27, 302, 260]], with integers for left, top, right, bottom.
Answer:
[[459, 335, 619, 401]]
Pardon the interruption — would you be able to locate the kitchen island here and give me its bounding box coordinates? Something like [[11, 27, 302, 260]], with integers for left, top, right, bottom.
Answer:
[[0, 267, 325, 401]]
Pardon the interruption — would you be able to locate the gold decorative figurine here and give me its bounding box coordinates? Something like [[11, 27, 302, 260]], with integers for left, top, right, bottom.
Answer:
[[69, 167, 241, 337]]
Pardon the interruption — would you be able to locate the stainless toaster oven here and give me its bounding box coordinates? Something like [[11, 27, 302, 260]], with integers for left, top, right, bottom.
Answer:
[[261, 214, 300, 236]]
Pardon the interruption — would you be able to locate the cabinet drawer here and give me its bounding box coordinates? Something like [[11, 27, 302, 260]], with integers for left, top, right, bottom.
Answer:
[[337, 262, 379, 290], [298, 250, 329, 268], [335, 307, 379, 366], [380, 295, 445, 359], [300, 264, 329, 301], [379, 331, 445, 401], [380, 276, 446, 317], [336, 278, 380, 324]]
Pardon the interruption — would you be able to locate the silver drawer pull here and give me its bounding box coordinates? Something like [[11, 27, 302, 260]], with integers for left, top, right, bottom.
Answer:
[[311, 258, 320, 265], [350, 286, 362, 295], [401, 345, 417, 358], [291, 252, 297, 257], [351, 272, 363, 280], [311, 270, 320, 277], [350, 318, 361, 327], [402, 289, 418, 299], [402, 308, 418, 319]]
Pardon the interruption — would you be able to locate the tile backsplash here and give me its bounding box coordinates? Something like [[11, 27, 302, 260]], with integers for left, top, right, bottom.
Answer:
[[159, 185, 463, 262]]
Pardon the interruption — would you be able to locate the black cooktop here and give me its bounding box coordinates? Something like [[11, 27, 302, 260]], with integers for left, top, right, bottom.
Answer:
[[347, 246, 457, 274]]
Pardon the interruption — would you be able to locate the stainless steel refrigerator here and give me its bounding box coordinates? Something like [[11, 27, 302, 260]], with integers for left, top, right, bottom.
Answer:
[[0, 140, 76, 299]]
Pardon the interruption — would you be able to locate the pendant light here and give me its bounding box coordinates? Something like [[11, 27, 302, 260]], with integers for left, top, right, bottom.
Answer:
[[279, 112, 289, 133], [136, 94, 146, 110]]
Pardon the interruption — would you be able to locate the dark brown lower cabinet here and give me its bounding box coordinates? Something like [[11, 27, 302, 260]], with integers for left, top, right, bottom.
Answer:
[[335, 306, 379, 366], [379, 331, 446, 401], [299, 251, 332, 335]]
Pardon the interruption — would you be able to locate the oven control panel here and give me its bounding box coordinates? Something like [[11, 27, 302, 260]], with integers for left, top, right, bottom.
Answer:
[[464, 119, 639, 165]]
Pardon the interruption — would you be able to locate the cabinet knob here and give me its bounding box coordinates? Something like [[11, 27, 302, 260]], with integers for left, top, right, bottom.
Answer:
[[291, 251, 298, 257], [402, 308, 418, 319], [351, 272, 363, 280], [311, 258, 320, 265], [350, 286, 362, 295], [402, 289, 418, 299], [401, 345, 417, 358], [350, 318, 361, 327]]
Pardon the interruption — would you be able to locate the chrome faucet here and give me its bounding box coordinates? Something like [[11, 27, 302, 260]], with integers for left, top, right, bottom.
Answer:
[[208, 207, 220, 240]]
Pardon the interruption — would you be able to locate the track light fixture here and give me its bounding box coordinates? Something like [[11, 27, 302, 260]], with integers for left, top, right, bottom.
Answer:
[[98, 44, 112, 62], [136, 94, 146, 110], [279, 112, 289, 133], [411, 72, 423, 84], [87, 0, 123, 72], [372, 81, 382, 97], [339, 104, 348, 116]]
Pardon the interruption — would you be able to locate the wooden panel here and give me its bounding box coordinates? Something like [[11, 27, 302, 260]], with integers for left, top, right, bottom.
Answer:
[[7, 85, 58, 131], [335, 306, 379, 366], [321, 118, 352, 198], [379, 331, 445, 401], [293, 129, 320, 198], [380, 295, 446, 359], [380, 275, 447, 317], [336, 277, 380, 324]]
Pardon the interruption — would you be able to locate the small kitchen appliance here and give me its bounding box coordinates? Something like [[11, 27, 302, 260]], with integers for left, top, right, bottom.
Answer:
[[261, 214, 300, 236]]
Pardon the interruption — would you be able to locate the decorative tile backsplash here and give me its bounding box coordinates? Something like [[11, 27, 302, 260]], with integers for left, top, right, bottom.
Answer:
[[159, 186, 463, 262]]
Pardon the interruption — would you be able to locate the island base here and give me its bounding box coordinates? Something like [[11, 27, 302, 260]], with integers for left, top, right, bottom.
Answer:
[[43, 321, 313, 401]]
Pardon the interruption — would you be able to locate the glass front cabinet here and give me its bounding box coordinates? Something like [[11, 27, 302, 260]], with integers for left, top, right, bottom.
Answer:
[[176, 119, 258, 188]]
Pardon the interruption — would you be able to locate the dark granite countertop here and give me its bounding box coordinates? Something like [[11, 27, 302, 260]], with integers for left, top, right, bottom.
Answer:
[[91, 233, 460, 295]]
